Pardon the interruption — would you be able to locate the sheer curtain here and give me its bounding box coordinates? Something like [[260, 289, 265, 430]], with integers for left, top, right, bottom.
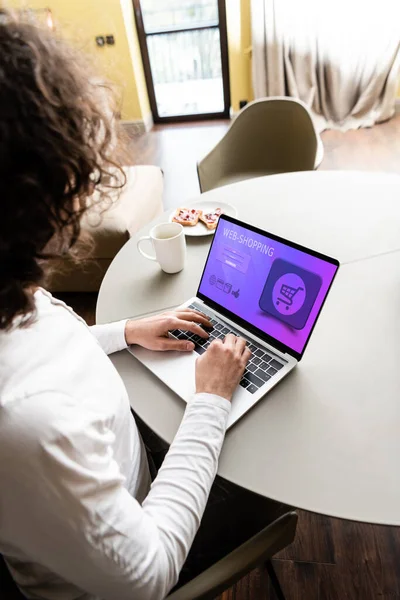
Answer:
[[251, 0, 400, 131]]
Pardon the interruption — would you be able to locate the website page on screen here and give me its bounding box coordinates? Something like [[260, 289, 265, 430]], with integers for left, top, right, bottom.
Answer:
[[198, 218, 338, 355]]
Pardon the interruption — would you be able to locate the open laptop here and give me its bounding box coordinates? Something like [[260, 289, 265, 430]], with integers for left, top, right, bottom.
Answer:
[[129, 215, 339, 429]]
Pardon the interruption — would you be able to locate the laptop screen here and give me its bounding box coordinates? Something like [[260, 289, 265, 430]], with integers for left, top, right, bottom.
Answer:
[[197, 215, 339, 359]]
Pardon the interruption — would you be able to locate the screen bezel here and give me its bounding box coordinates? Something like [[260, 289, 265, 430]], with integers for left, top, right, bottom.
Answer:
[[196, 214, 340, 361]]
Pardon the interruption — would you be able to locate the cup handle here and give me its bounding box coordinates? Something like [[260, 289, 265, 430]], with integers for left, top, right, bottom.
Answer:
[[137, 236, 157, 261]]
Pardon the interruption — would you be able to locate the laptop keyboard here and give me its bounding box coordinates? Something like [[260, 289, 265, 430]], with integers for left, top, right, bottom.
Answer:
[[169, 303, 286, 395]]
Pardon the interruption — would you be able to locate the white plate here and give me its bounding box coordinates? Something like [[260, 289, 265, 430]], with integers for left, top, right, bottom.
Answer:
[[169, 200, 238, 237]]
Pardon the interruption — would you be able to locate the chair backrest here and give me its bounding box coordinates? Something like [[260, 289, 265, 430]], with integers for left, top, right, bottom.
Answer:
[[0, 555, 26, 599], [168, 510, 297, 600], [197, 97, 319, 192]]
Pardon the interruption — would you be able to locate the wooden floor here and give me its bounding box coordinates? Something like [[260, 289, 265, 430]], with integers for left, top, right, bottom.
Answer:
[[59, 106, 400, 600]]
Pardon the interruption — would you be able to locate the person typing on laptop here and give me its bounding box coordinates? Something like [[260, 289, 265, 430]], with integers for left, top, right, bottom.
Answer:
[[0, 13, 288, 600]]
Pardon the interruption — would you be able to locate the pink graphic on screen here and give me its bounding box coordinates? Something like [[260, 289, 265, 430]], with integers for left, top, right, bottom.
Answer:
[[198, 220, 338, 354]]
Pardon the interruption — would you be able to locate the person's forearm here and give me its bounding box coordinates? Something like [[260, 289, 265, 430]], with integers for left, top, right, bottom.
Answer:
[[14, 390, 231, 600], [142, 393, 231, 587], [90, 320, 128, 355]]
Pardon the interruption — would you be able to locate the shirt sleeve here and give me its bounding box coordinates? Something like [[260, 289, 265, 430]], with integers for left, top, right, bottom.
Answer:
[[7, 391, 231, 600], [90, 320, 128, 354]]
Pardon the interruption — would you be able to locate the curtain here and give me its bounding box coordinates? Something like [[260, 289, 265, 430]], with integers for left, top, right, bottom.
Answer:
[[251, 0, 400, 131]]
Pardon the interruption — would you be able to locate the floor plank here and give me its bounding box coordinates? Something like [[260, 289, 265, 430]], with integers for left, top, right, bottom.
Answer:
[[276, 512, 335, 564], [320, 108, 400, 174], [331, 518, 400, 598], [126, 120, 229, 209], [270, 561, 337, 600], [218, 566, 269, 600]]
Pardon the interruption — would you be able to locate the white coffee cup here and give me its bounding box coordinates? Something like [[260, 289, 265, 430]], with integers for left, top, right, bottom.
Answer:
[[137, 222, 186, 274]]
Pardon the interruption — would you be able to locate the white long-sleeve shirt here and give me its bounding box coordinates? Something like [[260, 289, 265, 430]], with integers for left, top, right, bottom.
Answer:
[[0, 289, 231, 600]]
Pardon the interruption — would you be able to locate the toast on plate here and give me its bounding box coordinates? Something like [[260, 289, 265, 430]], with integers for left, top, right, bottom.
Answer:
[[199, 208, 223, 230], [172, 207, 202, 226]]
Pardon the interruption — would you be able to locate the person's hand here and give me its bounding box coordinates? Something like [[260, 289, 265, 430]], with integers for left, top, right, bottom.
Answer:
[[195, 334, 251, 402], [124, 308, 212, 351]]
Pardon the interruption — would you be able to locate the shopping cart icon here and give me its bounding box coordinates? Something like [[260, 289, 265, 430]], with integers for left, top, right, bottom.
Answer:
[[276, 285, 304, 311], [259, 259, 322, 330]]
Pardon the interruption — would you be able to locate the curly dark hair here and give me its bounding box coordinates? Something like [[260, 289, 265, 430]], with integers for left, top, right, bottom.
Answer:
[[0, 11, 126, 330]]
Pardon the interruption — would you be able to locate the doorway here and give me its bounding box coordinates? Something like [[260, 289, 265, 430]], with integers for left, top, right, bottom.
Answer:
[[133, 0, 231, 122]]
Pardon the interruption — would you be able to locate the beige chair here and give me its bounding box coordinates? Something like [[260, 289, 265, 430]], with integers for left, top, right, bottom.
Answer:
[[48, 165, 164, 292], [197, 97, 324, 193], [168, 511, 297, 600]]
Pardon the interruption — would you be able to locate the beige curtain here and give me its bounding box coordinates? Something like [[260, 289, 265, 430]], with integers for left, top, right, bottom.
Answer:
[[251, 0, 400, 131]]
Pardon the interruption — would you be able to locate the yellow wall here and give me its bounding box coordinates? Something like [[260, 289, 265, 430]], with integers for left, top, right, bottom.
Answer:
[[2, 0, 253, 119], [120, 0, 150, 118], [2, 0, 151, 121], [226, 0, 253, 112]]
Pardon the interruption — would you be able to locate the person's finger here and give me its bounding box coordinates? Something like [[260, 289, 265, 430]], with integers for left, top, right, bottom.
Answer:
[[234, 336, 247, 355], [209, 337, 223, 350], [175, 310, 212, 327], [241, 346, 252, 366], [172, 318, 209, 338], [223, 333, 237, 348], [159, 338, 195, 352]]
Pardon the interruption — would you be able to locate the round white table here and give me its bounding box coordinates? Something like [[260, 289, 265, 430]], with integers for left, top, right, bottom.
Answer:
[[97, 171, 400, 526]]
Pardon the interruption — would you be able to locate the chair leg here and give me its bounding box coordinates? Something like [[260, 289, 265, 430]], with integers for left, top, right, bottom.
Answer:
[[266, 560, 286, 600]]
